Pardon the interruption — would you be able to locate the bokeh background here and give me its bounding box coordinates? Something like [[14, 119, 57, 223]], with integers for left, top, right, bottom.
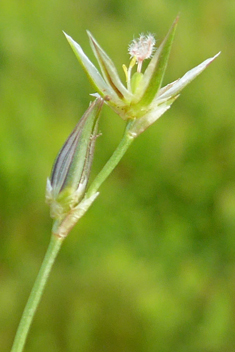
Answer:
[[0, 0, 234, 351]]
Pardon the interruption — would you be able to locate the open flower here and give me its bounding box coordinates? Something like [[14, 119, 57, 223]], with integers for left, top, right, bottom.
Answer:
[[64, 17, 220, 136]]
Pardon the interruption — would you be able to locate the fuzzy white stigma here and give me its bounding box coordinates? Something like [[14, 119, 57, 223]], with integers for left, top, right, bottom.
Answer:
[[128, 33, 156, 72]]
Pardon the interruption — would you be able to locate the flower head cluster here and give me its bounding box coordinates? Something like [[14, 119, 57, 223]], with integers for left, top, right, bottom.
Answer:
[[64, 17, 220, 137]]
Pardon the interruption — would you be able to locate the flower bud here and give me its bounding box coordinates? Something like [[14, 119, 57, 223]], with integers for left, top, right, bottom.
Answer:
[[46, 98, 103, 222]]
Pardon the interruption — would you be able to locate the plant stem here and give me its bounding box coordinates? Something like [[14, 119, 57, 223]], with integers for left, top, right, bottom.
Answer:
[[11, 121, 135, 352], [11, 234, 64, 352], [86, 122, 135, 198]]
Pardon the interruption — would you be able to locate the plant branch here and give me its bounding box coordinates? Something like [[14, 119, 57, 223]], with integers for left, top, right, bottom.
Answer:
[[86, 121, 135, 198]]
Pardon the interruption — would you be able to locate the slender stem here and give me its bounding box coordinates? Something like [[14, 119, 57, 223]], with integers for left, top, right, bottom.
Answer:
[[86, 123, 135, 198], [11, 121, 135, 352], [11, 234, 64, 352]]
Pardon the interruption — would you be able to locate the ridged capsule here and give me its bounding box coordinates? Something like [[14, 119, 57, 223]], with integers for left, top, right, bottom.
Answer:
[[46, 98, 103, 221]]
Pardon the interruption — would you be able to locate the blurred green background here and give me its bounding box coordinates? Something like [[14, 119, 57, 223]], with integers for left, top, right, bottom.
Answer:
[[0, 0, 234, 351]]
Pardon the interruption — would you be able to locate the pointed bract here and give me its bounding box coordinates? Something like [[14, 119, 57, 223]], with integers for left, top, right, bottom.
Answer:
[[64, 32, 115, 101], [158, 52, 221, 100], [87, 31, 132, 102]]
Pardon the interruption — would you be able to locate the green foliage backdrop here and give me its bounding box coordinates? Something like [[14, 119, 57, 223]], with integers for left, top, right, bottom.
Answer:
[[0, 0, 234, 351]]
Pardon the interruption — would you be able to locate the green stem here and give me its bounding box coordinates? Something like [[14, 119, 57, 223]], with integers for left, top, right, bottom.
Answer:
[[11, 121, 135, 352], [11, 234, 64, 352], [86, 122, 135, 198]]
